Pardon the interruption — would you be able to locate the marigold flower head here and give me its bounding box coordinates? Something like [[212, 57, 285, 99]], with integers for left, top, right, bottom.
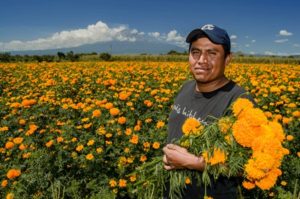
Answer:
[[232, 98, 254, 117], [7, 169, 21, 179], [242, 181, 255, 190], [156, 121, 165, 129], [1, 179, 8, 187], [86, 153, 94, 160], [238, 108, 268, 126], [152, 142, 160, 149], [118, 116, 126, 124], [110, 108, 120, 116], [119, 179, 127, 188], [92, 109, 101, 118], [130, 175, 136, 182], [5, 141, 14, 149], [232, 118, 259, 147], [182, 117, 203, 135], [109, 179, 117, 187], [130, 134, 139, 144], [207, 148, 227, 165]]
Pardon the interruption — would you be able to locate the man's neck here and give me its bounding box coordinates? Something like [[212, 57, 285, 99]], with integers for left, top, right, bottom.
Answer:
[[195, 77, 230, 93]]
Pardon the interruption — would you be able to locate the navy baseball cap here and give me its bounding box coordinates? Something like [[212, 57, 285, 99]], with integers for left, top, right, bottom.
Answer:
[[186, 24, 231, 52]]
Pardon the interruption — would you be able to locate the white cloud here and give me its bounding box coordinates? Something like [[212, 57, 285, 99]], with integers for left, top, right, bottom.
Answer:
[[249, 51, 255, 55], [245, 44, 250, 47], [231, 42, 237, 48], [251, 40, 256, 43], [148, 32, 161, 38], [0, 21, 142, 51], [0, 21, 189, 51], [230, 35, 237, 40], [274, 39, 288, 43], [293, 44, 300, 47], [279, 30, 293, 36]]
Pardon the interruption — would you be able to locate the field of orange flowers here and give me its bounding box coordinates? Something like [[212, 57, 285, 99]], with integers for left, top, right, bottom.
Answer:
[[0, 62, 299, 198]]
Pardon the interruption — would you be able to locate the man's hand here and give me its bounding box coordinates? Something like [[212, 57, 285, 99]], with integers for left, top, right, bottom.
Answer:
[[162, 144, 205, 171]]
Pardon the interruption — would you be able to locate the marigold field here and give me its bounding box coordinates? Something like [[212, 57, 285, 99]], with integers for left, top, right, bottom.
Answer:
[[0, 62, 299, 198]]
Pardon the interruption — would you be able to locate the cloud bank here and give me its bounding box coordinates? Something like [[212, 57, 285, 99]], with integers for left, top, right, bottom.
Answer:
[[0, 21, 187, 51]]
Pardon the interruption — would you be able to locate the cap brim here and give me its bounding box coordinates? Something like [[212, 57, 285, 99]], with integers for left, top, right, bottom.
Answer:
[[186, 29, 207, 43]]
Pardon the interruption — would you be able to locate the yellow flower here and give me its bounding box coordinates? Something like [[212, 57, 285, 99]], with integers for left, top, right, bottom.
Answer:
[[130, 175, 136, 182], [280, 181, 287, 186], [207, 148, 227, 165], [6, 193, 14, 199], [130, 134, 139, 144], [286, 135, 294, 141], [45, 140, 53, 148], [185, 177, 191, 184], [76, 144, 84, 152], [118, 116, 126, 124], [182, 117, 203, 135], [87, 139, 95, 146], [156, 121, 165, 129], [140, 155, 147, 162], [109, 179, 117, 187], [5, 141, 15, 149]]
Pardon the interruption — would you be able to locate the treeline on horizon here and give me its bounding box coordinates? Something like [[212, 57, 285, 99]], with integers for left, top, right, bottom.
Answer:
[[0, 50, 300, 64]]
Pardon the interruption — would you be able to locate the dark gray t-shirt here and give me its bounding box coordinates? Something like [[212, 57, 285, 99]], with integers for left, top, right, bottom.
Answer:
[[166, 80, 253, 199]]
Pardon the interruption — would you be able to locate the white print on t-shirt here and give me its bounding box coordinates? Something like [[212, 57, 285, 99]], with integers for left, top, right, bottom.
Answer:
[[173, 104, 208, 125]]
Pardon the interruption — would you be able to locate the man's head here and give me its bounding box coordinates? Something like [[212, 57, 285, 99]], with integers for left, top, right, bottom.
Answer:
[[186, 24, 231, 57], [186, 24, 232, 85]]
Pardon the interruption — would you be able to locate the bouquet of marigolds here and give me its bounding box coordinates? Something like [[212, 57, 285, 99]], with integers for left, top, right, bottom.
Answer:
[[130, 98, 289, 199]]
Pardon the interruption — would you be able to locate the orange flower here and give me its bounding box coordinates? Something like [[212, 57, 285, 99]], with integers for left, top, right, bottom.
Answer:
[[130, 134, 139, 144], [5, 141, 14, 149], [7, 169, 21, 179], [86, 153, 94, 160], [109, 179, 117, 187], [87, 139, 95, 146], [156, 121, 165, 129], [56, 137, 64, 143], [206, 148, 227, 165], [182, 117, 203, 135], [110, 108, 120, 116], [1, 179, 8, 187], [185, 177, 191, 184], [286, 135, 294, 141], [104, 102, 114, 109], [242, 181, 255, 190], [76, 144, 84, 152], [152, 142, 160, 149], [19, 119, 26, 125], [140, 155, 147, 162], [119, 179, 127, 188], [118, 117, 126, 124], [232, 98, 254, 117], [92, 109, 101, 118], [218, 117, 232, 134], [13, 137, 23, 144], [21, 99, 37, 107], [130, 175, 136, 182], [45, 140, 53, 148]]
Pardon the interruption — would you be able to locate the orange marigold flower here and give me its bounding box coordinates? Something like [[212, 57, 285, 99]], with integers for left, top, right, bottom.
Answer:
[[185, 177, 191, 184], [45, 140, 53, 148], [104, 102, 114, 109], [110, 108, 120, 116], [76, 144, 84, 152], [286, 135, 294, 141], [92, 109, 101, 118], [56, 137, 64, 143], [268, 121, 285, 142], [87, 139, 95, 146], [19, 119, 26, 125], [109, 179, 117, 187], [152, 142, 160, 149], [86, 153, 94, 160], [232, 118, 259, 147], [156, 121, 165, 129], [238, 108, 268, 126], [130, 175, 136, 182], [6, 193, 14, 199], [119, 91, 131, 100], [118, 116, 126, 124], [19, 144, 27, 150], [252, 152, 275, 171], [182, 117, 203, 135], [7, 169, 21, 179], [130, 134, 139, 144], [140, 155, 147, 162], [119, 179, 127, 188], [5, 141, 14, 149], [207, 148, 227, 165], [232, 98, 254, 117], [21, 99, 37, 107], [242, 181, 255, 190], [1, 179, 8, 187], [13, 137, 23, 144], [125, 128, 132, 136]]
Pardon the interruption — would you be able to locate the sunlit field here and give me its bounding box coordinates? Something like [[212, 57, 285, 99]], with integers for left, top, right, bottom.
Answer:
[[0, 62, 299, 198]]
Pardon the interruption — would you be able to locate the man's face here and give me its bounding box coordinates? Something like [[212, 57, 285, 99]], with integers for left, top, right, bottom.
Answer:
[[188, 37, 230, 84]]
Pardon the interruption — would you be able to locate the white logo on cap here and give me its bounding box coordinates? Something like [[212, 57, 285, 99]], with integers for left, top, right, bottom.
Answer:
[[201, 24, 214, 31]]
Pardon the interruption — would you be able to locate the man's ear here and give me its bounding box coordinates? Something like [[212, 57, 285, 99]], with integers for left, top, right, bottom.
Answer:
[[225, 53, 232, 66]]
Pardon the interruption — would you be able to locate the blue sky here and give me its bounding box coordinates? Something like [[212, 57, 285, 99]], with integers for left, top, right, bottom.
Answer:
[[1, 0, 300, 55]]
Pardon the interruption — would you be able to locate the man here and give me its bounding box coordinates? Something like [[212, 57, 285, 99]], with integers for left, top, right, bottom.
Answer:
[[163, 24, 253, 199]]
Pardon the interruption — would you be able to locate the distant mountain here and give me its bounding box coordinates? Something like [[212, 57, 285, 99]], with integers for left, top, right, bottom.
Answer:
[[8, 41, 187, 55]]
